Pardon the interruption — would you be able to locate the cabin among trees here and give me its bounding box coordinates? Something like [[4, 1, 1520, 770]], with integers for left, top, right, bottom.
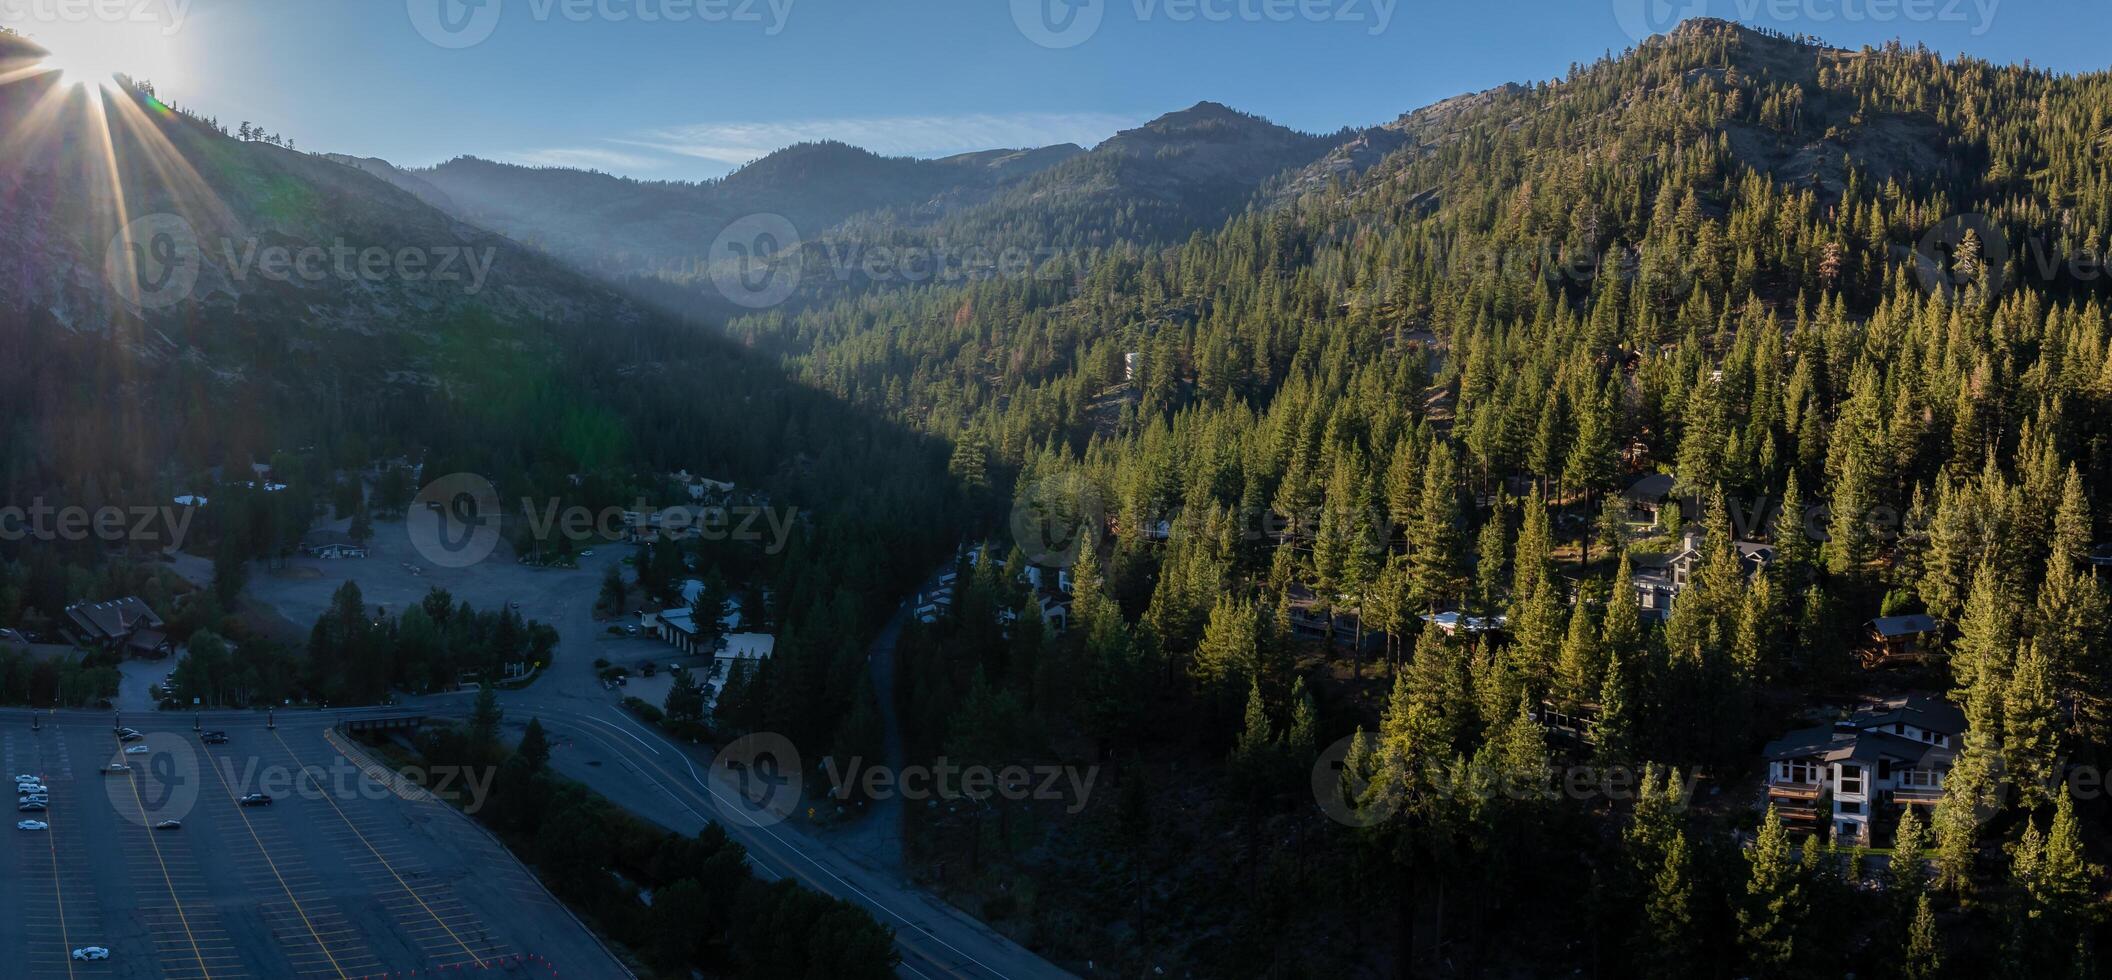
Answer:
[[1762, 695, 1964, 845]]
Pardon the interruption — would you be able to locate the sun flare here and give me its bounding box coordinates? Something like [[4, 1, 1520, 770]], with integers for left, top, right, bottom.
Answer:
[[38, 41, 127, 90]]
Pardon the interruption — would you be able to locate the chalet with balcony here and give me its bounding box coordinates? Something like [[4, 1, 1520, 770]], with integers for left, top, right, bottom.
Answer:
[[1862, 614, 1943, 668], [1762, 694, 1965, 845], [1631, 526, 1776, 622]]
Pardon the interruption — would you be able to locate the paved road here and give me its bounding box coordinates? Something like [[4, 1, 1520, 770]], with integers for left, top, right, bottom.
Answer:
[[415, 686, 1072, 980], [166, 537, 1073, 979], [0, 709, 623, 979]]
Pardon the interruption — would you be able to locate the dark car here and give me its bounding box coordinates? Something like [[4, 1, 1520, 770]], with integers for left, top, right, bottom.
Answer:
[[201, 732, 229, 744], [238, 793, 273, 807]]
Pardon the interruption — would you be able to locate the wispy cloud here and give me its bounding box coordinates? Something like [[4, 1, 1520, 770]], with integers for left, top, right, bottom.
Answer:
[[616, 112, 1141, 168]]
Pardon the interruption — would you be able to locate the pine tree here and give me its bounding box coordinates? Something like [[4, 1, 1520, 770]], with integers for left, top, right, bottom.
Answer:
[[2003, 645, 2061, 811], [1410, 441, 1468, 611], [1602, 550, 1644, 660], [519, 717, 551, 772], [470, 684, 503, 757], [1639, 831, 1699, 979], [1554, 601, 1604, 709], [1771, 471, 1815, 588], [1952, 562, 2016, 720], [1901, 894, 1943, 980], [1932, 736, 1996, 895], [1192, 593, 1260, 687], [1889, 805, 1928, 903], [1475, 496, 1511, 617], [1825, 452, 1876, 575], [1742, 806, 1805, 973], [1594, 647, 1637, 765]]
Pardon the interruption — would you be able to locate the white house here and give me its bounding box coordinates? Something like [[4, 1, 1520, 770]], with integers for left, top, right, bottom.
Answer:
[[1762, 694, 1965, 845]]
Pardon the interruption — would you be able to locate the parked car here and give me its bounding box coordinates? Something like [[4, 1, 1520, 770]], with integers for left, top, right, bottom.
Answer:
[[18, 801, 46, 812], [16, 819, 48, 831], [72, 947, 110, 961], [124, 745, 150, 755], [239, 793, 274, 807], [102, 763, 130, 774], [201, 732, 229, 744], [155, 820, 182, 830]]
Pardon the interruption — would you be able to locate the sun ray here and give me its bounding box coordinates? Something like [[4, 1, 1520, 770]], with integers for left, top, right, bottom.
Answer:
[[102, 81, 239, 232]]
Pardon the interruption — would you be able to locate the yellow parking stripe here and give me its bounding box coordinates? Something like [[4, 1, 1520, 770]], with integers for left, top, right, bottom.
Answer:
[[39, 767, 76, 980], [198, 743, 349, 979], [114, 734, 211, 978], [269, 728, 487, 969]]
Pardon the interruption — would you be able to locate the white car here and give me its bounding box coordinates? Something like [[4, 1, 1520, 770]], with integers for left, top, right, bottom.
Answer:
[[124, 745, 150, 755], [72, 947, 109, 961], [102, 763, 131, 774], [16, 820, 47, 831]]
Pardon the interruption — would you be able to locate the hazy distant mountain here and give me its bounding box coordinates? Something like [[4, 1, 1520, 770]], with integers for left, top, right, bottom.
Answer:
[[344, 140, 1086, 285], [338, 100, 1402, 315]]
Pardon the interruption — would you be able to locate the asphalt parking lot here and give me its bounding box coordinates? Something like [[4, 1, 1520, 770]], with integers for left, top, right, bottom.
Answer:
[[0, 716, 624, 979]]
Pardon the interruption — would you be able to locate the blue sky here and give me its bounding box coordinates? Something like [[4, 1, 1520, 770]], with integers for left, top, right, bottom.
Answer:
[[5, 0, 2106, 180]]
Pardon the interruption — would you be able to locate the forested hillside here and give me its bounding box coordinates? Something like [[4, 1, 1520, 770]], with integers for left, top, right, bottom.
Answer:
[[0, 31, 964, 733], [714, 18, 2112, 977]]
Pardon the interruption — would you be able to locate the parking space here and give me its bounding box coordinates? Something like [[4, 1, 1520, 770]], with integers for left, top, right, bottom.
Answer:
[[5, 726, 114, 980], [1, 716, 621, 979]]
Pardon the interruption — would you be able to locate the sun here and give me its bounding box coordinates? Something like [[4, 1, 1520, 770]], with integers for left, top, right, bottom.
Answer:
[[38, 41, 128, 90]]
